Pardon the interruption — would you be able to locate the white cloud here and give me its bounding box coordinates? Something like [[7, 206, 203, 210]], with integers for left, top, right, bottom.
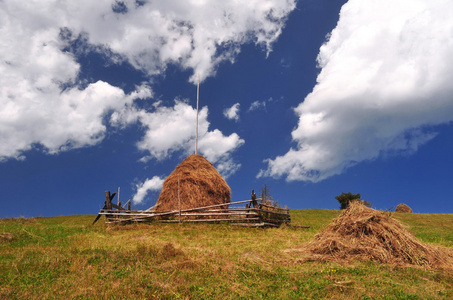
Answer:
[[223, 103, 240, 121], [0, 7, 152, 160], [198, 129, 245, 164], [248, 97, 278, 112], [59, 0, 296, 82], [215, 156, 242, 179], [0, 0, 295, 161], [132, 176, 165, 204], [248, 100, 267, 111], [261, 0, 453, 182], [111, 100, 245, 177], [0, 1, 150, 160], [0, 81, 150, 160]]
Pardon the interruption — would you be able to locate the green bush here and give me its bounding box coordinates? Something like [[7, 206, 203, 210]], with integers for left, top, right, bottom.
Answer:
[[335, 192, 371, 209]]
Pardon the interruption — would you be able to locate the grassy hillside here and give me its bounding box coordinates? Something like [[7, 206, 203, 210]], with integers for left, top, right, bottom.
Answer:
[[1, 210, 452, 299]]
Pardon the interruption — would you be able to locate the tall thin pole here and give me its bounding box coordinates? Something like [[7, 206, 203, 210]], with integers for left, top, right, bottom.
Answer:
[[195, 73, 199, 154], [178, 174, 181, 223]]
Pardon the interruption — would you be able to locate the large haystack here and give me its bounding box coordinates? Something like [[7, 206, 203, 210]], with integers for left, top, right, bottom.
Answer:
[[395, 203, 412, 213], [293, 202, 453, 268], [155, 154, 230, 212]]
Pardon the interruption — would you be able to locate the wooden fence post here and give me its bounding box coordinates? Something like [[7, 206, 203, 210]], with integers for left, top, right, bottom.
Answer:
[[105, 191, 112, 210]]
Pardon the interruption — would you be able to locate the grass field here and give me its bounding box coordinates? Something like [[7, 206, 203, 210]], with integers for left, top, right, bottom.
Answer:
[[1, 209, 452, 299]]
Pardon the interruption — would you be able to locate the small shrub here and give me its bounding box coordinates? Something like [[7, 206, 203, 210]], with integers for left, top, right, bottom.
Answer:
[[335, 192, 371, 209]]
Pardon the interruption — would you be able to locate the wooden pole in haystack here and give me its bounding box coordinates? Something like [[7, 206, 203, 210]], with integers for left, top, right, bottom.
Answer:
[[195, 73, 199, 155], [178, 173, 181, 223]]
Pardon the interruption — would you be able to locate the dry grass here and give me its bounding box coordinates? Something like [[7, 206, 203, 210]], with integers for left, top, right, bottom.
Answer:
[[1, 212, 452, 299], [155, 154, 230, 212], [292, 202, 453, 269]]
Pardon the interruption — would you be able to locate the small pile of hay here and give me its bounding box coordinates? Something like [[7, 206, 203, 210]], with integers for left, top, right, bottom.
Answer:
[[0, 232, 15, 243], [155, 154, 230, 212], [294, 202, 453, 268], [395, 203, 412, 213]]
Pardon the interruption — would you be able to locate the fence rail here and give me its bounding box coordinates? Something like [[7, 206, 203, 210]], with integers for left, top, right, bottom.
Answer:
[[95, 191, 291, 227]]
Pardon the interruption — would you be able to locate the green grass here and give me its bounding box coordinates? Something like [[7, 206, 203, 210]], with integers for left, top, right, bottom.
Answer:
[[392, 212, 453, 247], [1, 210, 452, 299]]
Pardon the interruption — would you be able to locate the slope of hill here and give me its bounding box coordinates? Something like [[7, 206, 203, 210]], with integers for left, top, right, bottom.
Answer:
[[1, 210, 452, 299]]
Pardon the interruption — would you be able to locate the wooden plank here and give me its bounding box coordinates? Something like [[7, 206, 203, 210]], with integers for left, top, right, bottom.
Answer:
[[99, 211, 154, 216], [158, 218, 261, 223], [100, 206, 264, 217], [179, 212, 258, 217], [102, 200, 255, 221], [110, 203, 126, 211], [261, 218, 291, 224], [104, 213, 290, 227], [98, 197, 294, 227], [100, 210, 290, 222], [106, 213, 291, 225], [100, 198, 262, 214], [198, 208, 258, 212], [288, 225, 310, 229], [254, 208, 291, 217], [100, 214, 289, 225], [106, 217, 261, 224], [99, 210, 259, 218], [258, 203, 289, 212], [232, 222, 280, 228], [175, 199, 260, 212]]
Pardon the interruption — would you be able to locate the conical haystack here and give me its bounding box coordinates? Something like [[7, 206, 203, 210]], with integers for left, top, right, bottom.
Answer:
[[395, 203, 412, 213], [293, 201, 453, 268], [155, 154, 230, 212]]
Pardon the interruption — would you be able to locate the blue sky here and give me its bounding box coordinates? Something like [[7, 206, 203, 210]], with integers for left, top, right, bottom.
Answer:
[[1, 0, 453, 218]]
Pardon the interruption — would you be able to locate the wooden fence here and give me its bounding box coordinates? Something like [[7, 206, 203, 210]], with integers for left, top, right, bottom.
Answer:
[[94, 191, 291, 227]]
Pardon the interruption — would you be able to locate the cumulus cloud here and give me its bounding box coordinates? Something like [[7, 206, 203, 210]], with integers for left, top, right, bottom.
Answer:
[[261, 0, 453, 182], [223, 103, 240, 121], [58, 0, 297, 82], [132, 176, 165, 204], [0, 1, 151, 160], [111, 100, 245, 177], [0, 0, 295, 161], [198, 128, 245, 166]]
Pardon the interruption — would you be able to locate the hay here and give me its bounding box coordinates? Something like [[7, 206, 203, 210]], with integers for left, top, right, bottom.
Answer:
[[294, 202, 453, 268], [0, 232, 15, 243], [155, 154, 230, 212], [395, 203, 412, 213]]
